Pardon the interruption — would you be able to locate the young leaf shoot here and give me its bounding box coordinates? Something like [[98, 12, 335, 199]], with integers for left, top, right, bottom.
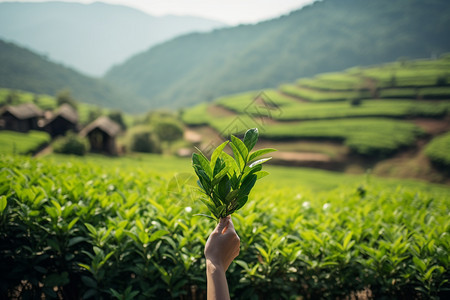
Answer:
[[192, 128, 276, 219]]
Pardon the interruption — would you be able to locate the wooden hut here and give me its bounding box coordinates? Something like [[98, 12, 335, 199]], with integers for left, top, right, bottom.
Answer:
[[79, 116, 121, 155], [0, 103, 43, 132], [42, 104, 79, 137]]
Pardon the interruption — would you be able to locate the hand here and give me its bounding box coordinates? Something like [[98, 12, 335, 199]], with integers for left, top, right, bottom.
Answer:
[[204, 216, 240, 271]]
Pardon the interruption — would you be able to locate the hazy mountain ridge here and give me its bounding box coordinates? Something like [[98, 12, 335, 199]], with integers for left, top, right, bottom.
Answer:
[[0, 39, 147, 112], [0, 1, 227, 76], [104, 0, 450, 109]]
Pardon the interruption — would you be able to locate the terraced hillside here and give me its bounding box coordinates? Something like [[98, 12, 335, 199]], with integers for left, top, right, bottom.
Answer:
[[182, 55, 450, 182]]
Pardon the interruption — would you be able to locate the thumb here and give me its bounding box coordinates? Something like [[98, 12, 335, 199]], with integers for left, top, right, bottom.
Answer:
[[217, 216, 230, 234]]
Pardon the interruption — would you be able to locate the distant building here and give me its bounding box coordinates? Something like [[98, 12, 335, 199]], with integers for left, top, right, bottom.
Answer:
[[79, 116, 121, 155], [42, 104, 79, 137], [0, 103, 43, 132]]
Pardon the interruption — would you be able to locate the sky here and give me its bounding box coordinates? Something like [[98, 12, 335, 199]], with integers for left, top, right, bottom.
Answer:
[[1, 0, 317, 25]]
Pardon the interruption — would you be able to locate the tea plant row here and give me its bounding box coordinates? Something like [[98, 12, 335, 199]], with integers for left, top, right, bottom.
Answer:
[[1, 155, 449, 299]]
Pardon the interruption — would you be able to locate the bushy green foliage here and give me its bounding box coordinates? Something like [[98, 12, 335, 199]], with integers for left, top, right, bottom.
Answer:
[[424, 132, 450, 168], [153, 119, 183, 143], [127, 126, 161, 153], [56, 89, 78, 111], [192, 128, 275, 219], [0, 130, 51, 154], [0, 155, 449, 299], [52, 132, 89, 156]]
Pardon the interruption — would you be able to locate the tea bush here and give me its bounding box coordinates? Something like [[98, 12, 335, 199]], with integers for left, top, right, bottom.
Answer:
[[0, 155, 449, 299], [127, 126, 162, 153], [52, 132, 89, 156], [425, 132, 450, 169]]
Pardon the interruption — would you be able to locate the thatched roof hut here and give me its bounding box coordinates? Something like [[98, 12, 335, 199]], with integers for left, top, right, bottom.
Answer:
[[80, 116, 121, 155], [42, 104, 79, 137], [0, 103, 43, 132]]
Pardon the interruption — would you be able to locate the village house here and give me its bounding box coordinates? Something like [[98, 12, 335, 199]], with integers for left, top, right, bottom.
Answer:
[[0, 103, 43, 132], [41, 103, 79, 137], [79, 116, 121, 155]]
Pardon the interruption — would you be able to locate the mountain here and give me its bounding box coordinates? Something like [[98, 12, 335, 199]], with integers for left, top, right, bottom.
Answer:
[[0, 1, 226, 76], [104, 0, 450, 109], [0, 39, 146, 112]]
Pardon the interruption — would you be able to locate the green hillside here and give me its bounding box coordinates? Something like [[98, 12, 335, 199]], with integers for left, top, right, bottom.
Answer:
[[0, 40, 146, 113], [0, 1, 225, 76], [105, 0, 450, 109], [182, 55, 450, 181]]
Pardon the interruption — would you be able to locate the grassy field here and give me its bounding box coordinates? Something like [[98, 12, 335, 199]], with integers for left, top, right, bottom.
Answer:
[[0, 130, 51, 154], [1, 154, 449, 299]]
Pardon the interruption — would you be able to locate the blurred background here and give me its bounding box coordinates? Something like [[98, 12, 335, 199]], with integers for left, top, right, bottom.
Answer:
[[1, 0, 449, 183]]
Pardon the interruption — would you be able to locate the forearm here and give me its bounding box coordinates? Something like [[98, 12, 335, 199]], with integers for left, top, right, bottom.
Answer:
[[206, 260, 230, 300]]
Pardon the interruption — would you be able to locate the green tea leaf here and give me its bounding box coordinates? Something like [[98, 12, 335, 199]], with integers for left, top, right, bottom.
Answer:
[[229, 141, 245, 171], [220, 152, 239, 176], [210, 141, 229, 168], [0, 195, 7, 213], [243, 128, 259, 152], [149, 230, 169, 242], [231, 135, 249, 163], [217, 176, 231, 203], [254, 171, 269, 180], [239, 174, 257, 197], [249, 157, 272, 168], [192, 152, 212, 179], [192, 127, 274, 219], [249, 148, 277, 162]]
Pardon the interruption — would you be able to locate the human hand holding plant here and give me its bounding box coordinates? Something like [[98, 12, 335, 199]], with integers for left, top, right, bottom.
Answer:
[[204, 216, 240, 272], [192, 128, 276, 220]]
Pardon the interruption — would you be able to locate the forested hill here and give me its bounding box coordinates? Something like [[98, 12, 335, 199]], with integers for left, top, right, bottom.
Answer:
[[0, 1, 225, 76], [0, 40, 146, 112], [104, 0, 450, 109]]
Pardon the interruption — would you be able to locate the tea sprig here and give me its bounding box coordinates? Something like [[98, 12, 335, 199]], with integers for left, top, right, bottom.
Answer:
[[192, 128, 276, 220]]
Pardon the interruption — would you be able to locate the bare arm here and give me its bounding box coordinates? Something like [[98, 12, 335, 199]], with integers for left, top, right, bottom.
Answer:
[[204, 216, 240, 300]]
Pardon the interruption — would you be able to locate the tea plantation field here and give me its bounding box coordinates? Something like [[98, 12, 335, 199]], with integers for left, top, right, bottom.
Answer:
[[182, 55, 450, 161], [1, 154, 449, 299], [0, 130, 50, 155]]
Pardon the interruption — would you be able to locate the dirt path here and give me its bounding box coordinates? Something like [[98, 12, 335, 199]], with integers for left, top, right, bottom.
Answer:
[[207, 104, 237, 117], [414, 117, 450, 135], [277, 90, 310, 103], [33, 145, 52, 158]]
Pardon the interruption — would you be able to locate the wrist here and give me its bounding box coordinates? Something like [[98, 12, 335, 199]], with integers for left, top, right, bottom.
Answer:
[[206, 259, 225, 274]]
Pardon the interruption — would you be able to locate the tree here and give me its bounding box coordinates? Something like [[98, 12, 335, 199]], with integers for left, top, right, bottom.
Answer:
[[5, 90, 19, 105], [128, 126, 161, 153], [108, 110, 127, 130], [154, 119, 184, 144], [86, 108, 102, 124], [56, 89, 77, 110]]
